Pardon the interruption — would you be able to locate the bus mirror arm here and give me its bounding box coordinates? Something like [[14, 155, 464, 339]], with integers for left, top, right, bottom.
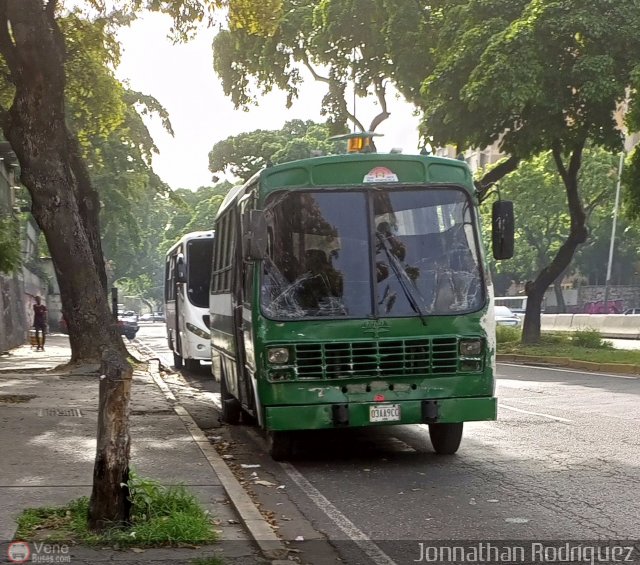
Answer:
[[492, 200, 515, 260], [244, 210, 268, 261], [175, 253, 187, 283]]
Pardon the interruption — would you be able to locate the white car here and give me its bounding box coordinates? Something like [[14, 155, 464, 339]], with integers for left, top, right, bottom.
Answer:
[[495, 305, 521, 327]]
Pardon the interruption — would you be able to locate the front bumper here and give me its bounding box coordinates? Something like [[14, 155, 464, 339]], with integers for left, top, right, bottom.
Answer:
[[265, 396, 497, 431]]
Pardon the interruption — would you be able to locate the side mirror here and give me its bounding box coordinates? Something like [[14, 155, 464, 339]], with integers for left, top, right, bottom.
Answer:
[[175, 253, 187, 283], [492, 200, 514, 260], [244, 210, 267, 260]]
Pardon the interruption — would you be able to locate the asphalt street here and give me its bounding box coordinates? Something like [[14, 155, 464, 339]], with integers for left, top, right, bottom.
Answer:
[[134, 323, 640, 565]]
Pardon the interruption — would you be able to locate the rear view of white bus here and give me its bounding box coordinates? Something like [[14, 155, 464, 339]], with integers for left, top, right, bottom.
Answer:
[[164, 231, 214, 370]]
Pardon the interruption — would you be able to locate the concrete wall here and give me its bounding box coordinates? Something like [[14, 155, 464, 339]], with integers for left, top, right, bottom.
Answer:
[[0, 144, 27, 352], [0, 142, 52, 350], [0, 272, 27, 352], [540, 313, 640, 339]]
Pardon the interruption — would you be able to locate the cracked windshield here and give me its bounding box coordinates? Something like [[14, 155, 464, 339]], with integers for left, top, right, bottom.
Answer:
[[261, 188, 483, 319]]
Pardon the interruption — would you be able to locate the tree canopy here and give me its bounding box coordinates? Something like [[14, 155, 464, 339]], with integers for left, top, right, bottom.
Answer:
[[415, 0, 640, 341], [212, 0, 428, 133], [209, 120, 343, 181], [483, 148, 630, 299]]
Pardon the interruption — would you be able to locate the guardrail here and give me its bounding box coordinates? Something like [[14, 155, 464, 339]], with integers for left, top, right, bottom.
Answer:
[[538, 314, 640, 339]]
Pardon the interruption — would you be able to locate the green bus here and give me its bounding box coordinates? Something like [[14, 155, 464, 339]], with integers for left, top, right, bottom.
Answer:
[[210, 145, 513, 460]]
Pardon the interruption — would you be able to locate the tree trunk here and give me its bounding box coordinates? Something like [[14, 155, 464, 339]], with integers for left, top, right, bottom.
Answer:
[[0, 0, 132, 528], [88, 349, 133, 530], [0, 0, 122, 364], [522, 140, 588, 344]]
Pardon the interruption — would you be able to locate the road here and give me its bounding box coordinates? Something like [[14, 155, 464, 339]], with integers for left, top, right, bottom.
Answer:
[[135, 323, 640, 565]]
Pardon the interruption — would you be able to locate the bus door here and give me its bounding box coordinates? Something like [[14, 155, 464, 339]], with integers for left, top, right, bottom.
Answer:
[[230, 207, 253, 411], [174, 249, 187, 356]]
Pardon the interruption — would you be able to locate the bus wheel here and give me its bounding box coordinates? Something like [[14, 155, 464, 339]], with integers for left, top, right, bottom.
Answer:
[[173, 351, 183, 369], [428, 423, 463, 455], [185, 358, 200, 371], [268, 431, 293, 461], [220, 373, 241, 425]]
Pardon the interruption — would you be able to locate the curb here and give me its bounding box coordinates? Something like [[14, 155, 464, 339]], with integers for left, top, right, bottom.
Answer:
[[145, 360, 289, 562], [497, 354, 640, 376]]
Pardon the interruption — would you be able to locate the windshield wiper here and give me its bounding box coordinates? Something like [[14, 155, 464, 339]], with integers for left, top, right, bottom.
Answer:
[[376, 232, 428, 326]]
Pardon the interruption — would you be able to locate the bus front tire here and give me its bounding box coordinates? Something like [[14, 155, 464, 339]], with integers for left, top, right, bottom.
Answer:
[[173, 351, 183, 369], [268, 431, 293, 461], [220, 373, 241, 425], [428, 423, 463, 455], [185, 358, 200, 371]]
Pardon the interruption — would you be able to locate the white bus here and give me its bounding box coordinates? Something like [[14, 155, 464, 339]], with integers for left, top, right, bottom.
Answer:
[[164, 231, 214, 370]]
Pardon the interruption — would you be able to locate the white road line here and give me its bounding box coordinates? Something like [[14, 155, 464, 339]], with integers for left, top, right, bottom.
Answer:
[[498, 362, 638, 379], [280, 462, 398, 565], [242, 429, 397, 565], [498, 403, 572, 423]]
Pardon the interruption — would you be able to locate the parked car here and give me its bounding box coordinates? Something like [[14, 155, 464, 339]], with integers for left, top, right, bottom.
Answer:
[[495, 305, 521, 327], [117, 311, 139, 339], [60, 312, 139, 340], [139, 313, 154, 322], [623, 308, 640, 315], [153, 311, 165, 322]]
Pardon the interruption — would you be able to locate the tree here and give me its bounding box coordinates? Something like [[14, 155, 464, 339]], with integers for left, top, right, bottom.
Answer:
[[0, 215, 20, 272], [212, 0, 423, 135], [419, 0, 640, 342], [209, 120, 342, 182], [0, 0, 216, 530], [88, 90, 175, 305], [0, 1, 135, 529], [183, 183, 231, 233], [482, 148, 620, 308]]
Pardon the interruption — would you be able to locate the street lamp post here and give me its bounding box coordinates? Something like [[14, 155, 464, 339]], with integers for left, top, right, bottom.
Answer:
[[603, 152, 625, 312]]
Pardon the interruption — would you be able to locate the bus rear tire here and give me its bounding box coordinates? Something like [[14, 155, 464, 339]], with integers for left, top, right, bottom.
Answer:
[[173, 351, 183, 369], [220, 372, 241, 425], [428, 423, 463, 455], [268, 431, 293, 461], [185, 358, 200, 371]]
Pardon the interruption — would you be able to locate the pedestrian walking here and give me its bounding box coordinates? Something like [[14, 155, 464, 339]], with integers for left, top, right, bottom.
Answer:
[[33, 296, 48, 351]]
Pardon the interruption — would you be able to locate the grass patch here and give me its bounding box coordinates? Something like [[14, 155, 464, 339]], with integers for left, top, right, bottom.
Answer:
[[191, 558, 225, 565], [15, 471, 218, 548], [498, 329, 640, 365], [496, 325, 521, 344]]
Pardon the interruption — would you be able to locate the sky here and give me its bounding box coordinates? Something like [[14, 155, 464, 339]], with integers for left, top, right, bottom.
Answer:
[[115, 13, 421, 191]]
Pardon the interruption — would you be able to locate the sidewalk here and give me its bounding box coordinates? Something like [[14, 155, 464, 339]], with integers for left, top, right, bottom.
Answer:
[[0, 334, 273, 565]]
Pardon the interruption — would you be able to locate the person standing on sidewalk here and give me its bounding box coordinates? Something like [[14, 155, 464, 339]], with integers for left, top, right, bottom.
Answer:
[[33, 296, 48, 351]]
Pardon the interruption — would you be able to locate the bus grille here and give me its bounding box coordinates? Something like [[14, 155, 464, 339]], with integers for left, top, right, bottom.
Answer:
[[292, 337, 458, 380]]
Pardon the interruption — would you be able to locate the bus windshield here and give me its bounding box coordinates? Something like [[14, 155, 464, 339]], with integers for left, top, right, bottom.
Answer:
[[187, 238, 213, 308], [261, 188, 483, 320]]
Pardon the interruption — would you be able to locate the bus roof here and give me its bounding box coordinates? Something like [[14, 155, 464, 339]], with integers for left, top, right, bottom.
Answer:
[[165, 230, 214, 257], [216, 152, 475, 218]]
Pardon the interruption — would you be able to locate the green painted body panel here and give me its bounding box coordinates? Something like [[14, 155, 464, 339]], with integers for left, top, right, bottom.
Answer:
[[259, 153, 474, 195], [266, 396, 497, 431], [254, 312, 496, 431]]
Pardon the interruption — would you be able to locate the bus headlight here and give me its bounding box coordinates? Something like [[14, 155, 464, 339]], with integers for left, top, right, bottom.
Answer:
[[186, 323, 210, 340], [267, 347, 290, 364], [460, 338, 482, 356]]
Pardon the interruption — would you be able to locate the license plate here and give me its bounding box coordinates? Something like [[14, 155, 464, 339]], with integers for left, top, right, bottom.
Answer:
[[369, 404, 401, 422]]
